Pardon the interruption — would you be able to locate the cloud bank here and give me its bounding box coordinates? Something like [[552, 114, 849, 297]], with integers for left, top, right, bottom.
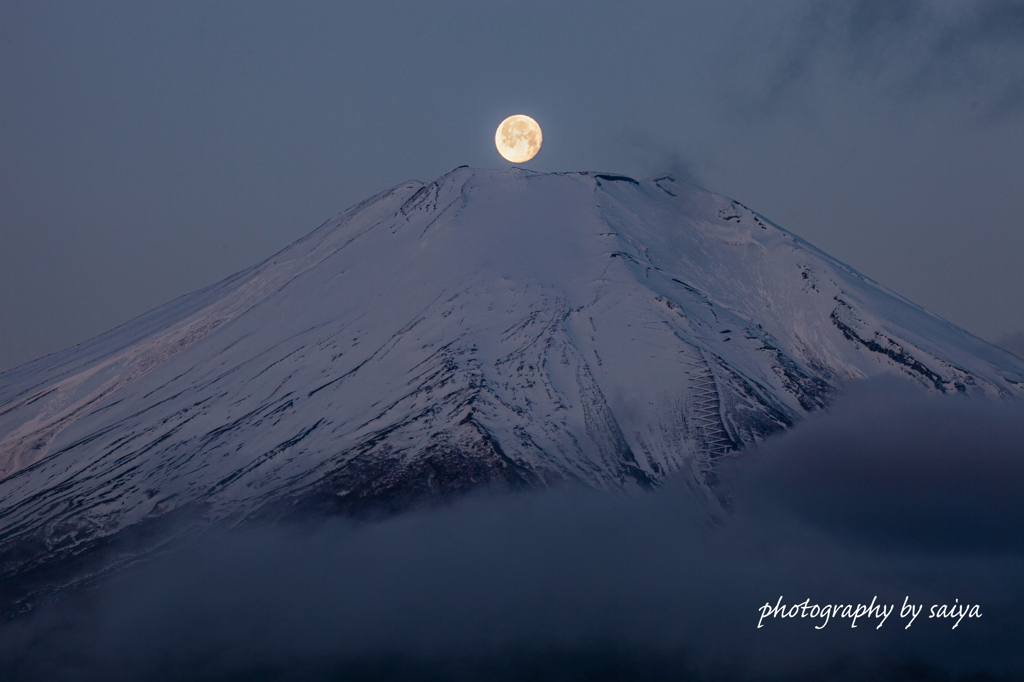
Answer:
[[1, 378, 1022, 681]]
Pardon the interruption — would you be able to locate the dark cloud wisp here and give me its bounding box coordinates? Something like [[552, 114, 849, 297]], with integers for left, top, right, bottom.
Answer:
[[762, 0, 1024, 119]]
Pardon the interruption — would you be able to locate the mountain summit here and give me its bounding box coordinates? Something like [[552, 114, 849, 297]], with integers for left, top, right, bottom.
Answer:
[[2, 168, 1022, 609]]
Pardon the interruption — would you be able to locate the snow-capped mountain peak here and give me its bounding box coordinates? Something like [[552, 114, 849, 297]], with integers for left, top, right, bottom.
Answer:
[[1, 167, 1021, 611]]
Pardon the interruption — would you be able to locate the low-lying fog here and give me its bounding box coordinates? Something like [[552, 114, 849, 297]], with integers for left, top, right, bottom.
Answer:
[[2, 378, 1022, 681]]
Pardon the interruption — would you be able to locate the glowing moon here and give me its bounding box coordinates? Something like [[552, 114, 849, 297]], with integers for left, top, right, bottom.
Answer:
[[495, 114, 542, 163]]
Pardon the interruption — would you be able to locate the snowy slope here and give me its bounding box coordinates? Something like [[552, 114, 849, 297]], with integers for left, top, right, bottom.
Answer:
[[1, 167, 1022, 606]]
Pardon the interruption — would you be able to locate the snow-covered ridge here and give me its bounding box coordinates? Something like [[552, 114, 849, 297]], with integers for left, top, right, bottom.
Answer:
[[1, 167, 1022, 609]]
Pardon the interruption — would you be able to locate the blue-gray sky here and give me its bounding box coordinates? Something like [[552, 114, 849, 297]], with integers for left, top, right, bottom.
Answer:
[[2, 0, 1023, 371]]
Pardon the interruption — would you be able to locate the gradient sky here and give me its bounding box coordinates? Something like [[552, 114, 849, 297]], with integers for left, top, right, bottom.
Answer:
[[2, 0, 1023, 372]]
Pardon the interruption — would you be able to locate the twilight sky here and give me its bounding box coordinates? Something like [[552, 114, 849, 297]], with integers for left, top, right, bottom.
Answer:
[[2, 0, 1023, 372]]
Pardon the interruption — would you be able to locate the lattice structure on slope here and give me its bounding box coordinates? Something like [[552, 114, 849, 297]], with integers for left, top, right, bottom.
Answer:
[[679, 344, 735, 475]]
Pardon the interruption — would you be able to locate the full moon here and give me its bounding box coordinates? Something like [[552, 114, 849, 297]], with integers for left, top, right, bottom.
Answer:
[[495, 115, 542, 163]]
